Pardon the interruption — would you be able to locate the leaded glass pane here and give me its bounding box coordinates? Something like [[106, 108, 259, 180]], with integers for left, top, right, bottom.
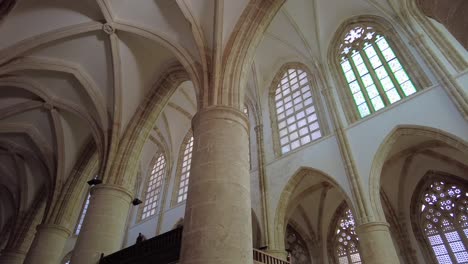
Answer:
[[141, 154, 167, 220], [334, 208, 362, 264], [177, 136, 193, 203], [339, 27, 418, 119], [275, 68, 322, 154], [75, 193, 91, 235], [419, 179, 468, 264]]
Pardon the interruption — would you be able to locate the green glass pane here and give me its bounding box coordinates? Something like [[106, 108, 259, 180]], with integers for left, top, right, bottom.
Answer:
[[376, 36, 389, 51], [356, 62, 369, 76], [366, 84, 379, 98], [369, 54, 382, 69], [345, 70, 356, 83], [358, 103, 371, 118], [381, 48, 396, 61], [371, 96, 385, 111], [388, 59, 402, 73], [380, 77, 394, 91], [352, 52, 364, 66], [401, 81, 417, 96], [375, 66, 389, 80], [364, 45, 377, 58], [353, 91, 365, 105], [348, 81, 360, 94], [385, 88, 401, 104], [394, 69, 409, 84], [361, 74, 374, 87], [341, 60, 352, 73]]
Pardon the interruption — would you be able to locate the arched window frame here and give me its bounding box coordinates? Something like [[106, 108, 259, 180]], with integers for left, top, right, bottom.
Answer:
[[328, 202, 362, 264], [269, 62, 330, 157], [74, 190, 91, 236], [171, 130, 193, 206], [137, 152, 168, 221], [329, 15, 430, 123], [411, 171, 468, 264]]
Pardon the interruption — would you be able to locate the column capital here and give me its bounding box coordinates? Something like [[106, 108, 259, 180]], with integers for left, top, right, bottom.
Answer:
[[192, 105, 249, 133], [36, 223, 71, 237], [356, 221, 390, 231], [90, 183, 133, 202]]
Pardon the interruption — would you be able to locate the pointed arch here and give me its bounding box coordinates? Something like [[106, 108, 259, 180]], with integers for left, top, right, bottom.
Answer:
[[138, 152, 168, 221], [273, 167, 354, 251], [171, 130, 194, 206], [369, 125, 468, 222], [327, 201, 362, 264], [328, 15, 430, 123], [411, 171, 468, 263], [269, 62, 330, 156]]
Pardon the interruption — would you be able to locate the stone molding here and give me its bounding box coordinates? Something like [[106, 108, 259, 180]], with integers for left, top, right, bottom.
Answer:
[[35, 224, 71, 238], [192, 105, 249, 134]]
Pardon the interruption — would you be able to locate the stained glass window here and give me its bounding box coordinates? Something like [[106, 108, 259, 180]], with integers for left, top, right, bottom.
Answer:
[[418, 179, 468, 263], [286, 225, 312, 264], [75, 193, 90, 235], [274, 68, 322, 154], [141, 154, 167, 220], [176, 135, 193, 203], [334, 208, 362, 264], [339, 25, 417, 118]]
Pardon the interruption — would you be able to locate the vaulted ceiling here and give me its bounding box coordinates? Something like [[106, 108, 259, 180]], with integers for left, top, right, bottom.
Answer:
[[0, 0, 403, 232]]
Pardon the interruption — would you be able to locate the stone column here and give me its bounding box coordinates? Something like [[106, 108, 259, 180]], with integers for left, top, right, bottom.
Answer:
[[179, 106, 253, 264], [356, 222, 400, 264], [0, 249, 26, 264], [70, 184, 132, 264], [24, 224, 70, 264]]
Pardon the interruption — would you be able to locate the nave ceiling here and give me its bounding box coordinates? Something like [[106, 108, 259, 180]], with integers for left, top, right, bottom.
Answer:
[[0, 0, 408, 232]]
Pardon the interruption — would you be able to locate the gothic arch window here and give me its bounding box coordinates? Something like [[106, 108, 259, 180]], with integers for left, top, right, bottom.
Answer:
[[75, 193, 90, 235], [412, 173, 468, 264], [330, 16, 430, 123], [286, 224, 312, 264], [172, 131, 193, 205], [270, 63, 328, 155], [139, 153, 167, 220], [329, 203, 362, 264]]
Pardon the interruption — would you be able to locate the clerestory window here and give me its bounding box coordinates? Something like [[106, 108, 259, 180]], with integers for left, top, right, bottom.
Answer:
[[140, 154, 167, 220], [175, 134, 193, 204], [75, 193, 90, 235], [338, 25, 417, 118], [273, 67, 323, 154]]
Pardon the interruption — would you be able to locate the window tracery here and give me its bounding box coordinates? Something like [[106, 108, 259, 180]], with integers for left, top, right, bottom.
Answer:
[[273, 68, 322, 154], [417, 178, 468, 263], [333, 208, 362, 264], [338, 25, 418, 118], [286, 225, 311, 264], [141, 154, 167, 220], [176, 135, 193, 204]]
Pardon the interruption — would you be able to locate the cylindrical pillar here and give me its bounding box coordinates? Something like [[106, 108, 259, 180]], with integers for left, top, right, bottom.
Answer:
[[179, 106, 253, 264], [356, 222, 400, 264], [70, 184, 132, 264], [0, 249, 26, 264], [24, 224, 70, 264]]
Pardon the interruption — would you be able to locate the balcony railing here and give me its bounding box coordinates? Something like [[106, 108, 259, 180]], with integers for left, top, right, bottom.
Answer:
[[253, 248, 290, 264], [99, 227, 289, 264], [99, 227, 183, 264]]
